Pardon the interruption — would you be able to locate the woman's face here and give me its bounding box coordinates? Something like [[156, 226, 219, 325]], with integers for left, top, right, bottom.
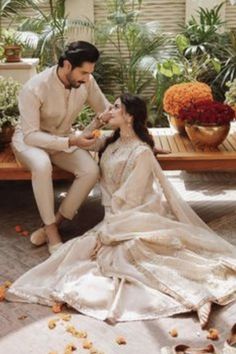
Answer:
[[108, 98, 129, 129]]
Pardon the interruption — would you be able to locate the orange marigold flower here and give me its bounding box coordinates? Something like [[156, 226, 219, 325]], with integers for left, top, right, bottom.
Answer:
[[52, 302, 63, 313], [0, 286, 6, 301], [163, 82, 213, 117]]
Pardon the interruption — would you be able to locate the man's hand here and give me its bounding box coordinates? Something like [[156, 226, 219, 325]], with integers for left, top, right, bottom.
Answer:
[[69, 132, 96, 148]]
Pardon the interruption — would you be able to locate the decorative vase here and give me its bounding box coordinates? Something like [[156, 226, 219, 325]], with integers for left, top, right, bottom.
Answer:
[[185, 123, 230, 148], [0, 126, 15, 150], [4, 45, 22, 62], [168, 115, 187, 135]]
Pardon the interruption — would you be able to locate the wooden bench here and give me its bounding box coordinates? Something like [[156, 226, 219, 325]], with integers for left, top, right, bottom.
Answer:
[[153, 124, 236, 171], [1, 126, 236, 180]]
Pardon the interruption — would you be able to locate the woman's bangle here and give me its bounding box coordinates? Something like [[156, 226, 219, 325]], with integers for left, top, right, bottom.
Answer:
[[96, 113, 106, 126]]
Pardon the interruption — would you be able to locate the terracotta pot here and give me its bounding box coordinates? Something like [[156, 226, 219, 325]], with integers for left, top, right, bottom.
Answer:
[[185, 123, 230, 148], [4, 45, 22, 62], [0, 126, 15, 150], [168, 115, 187, 135]]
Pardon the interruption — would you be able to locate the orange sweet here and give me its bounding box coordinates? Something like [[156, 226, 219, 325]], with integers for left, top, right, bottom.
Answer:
[[92, 129, 101, 138]]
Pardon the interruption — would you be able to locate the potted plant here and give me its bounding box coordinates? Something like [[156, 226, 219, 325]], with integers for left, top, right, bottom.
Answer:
[[225, 79, 236, 113], [1, 29, 24, 62], [0, 76, 21, 149], [178, 100, 235, 148], [163, 81, 213, 135]]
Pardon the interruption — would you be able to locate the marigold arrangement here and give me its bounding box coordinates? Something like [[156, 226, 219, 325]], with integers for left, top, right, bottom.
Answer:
[[179, 100, 235, 125], [163, 82, 213, 117]]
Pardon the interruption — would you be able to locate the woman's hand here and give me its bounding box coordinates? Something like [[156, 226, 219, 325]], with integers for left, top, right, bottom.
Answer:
[[97, 108, 113, 125]]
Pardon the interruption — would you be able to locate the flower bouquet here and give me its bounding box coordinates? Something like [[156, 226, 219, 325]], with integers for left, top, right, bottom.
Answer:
[[163, 82, 213, 134], [178, 100, 235, 148], [179, 100, 235, 126]]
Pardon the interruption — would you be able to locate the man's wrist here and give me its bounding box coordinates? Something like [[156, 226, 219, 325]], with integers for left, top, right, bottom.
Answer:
[[68, 134, 77, 147]]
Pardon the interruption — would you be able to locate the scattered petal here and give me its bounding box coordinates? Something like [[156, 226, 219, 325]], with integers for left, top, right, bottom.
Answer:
[[83, 340, 93, 349], [0, 286, 6, 301], [14, 225, 22, 233], [116, 336, 127, 345], [52, 302, 63, 313], [66, 325, 87, 338], [169, 328, 178, 337], [3, 281, 12, 288], [207, 328, 219, 341], [64, 344, 77, 353], [21, 230, 29, 237], [59, 313, 72, 321], [90, 348, 99, 354], [48, 319, 58, 329], [90, 349, 104, 354], [66, 325, 76, 335]]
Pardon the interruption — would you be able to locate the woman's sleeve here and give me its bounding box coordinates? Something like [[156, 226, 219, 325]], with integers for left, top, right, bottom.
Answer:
[[111, 148, 155, 211]]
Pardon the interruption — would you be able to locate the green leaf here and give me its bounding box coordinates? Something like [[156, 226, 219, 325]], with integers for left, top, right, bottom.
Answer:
[[211, 58, 221, 73], [176, 34, 189, 54]]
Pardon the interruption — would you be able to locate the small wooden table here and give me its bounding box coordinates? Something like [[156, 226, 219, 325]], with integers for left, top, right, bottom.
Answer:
[[0, 125, 236, 180], [153, 124, 236, 171]]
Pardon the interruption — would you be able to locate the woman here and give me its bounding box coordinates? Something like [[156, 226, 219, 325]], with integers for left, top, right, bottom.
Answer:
[[6, 93, 236, 329]]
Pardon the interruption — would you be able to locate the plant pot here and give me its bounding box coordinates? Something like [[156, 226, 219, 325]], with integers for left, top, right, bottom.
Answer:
[[0, 126, 15, 150], [4, 45, 22, 62], [185, 123, 230, 148], [168, 115, 187, 135]]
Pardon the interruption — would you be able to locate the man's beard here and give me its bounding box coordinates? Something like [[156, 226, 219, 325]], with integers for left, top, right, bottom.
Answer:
[[70, 80, 85, 89], [66, 73, 85, 89]]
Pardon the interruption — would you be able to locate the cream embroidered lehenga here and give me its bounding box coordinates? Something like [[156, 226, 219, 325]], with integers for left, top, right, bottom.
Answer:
[[6, 138, 236, 325]]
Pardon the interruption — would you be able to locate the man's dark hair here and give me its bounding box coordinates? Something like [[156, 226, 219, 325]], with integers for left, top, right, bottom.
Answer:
[[58, 41, 100, 68]]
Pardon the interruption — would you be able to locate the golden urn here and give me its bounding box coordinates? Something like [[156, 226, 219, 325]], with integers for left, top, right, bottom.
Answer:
[[185, 123, 230, 148]]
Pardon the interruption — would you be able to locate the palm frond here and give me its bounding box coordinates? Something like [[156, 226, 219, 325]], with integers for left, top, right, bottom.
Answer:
[[16, 30, 39, 49]]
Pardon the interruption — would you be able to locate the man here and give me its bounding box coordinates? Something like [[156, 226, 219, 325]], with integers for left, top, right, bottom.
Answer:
[[12, 41, 111, 254]]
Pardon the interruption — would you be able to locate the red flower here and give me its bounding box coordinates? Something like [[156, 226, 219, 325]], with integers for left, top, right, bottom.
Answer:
[[179, 100, 235, 125]]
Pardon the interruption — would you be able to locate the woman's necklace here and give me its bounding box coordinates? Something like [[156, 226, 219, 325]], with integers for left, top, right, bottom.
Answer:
[[110, 135, 139, 155]]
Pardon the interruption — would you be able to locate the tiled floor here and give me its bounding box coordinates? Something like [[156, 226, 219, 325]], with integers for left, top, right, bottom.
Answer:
[[0, 171, 236, 354]]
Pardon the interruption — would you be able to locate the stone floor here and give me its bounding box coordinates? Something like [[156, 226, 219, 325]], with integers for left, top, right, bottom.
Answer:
[[0, 171, 236, 354]]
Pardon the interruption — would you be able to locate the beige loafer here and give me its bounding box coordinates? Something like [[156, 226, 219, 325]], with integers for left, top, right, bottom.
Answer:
[[48, 242, 63, 255], [30, 227, 47, 246], [223, 324, 236, 354]]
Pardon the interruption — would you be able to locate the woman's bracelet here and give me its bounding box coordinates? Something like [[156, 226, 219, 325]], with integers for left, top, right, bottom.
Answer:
[[96, 113, 106, 126]]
